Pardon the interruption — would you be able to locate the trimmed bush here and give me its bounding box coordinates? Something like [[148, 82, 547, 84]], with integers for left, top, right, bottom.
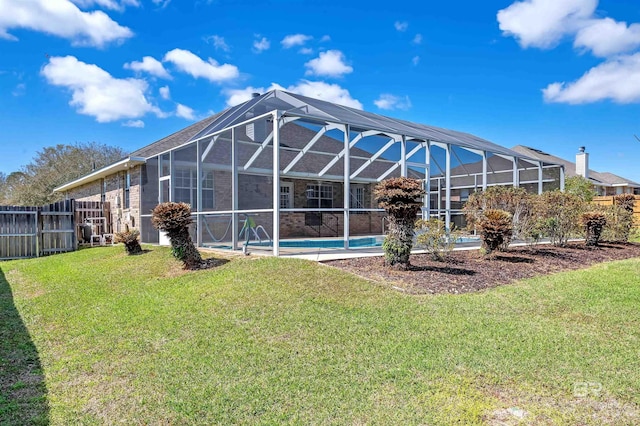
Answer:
[[477, 209, 513, 254], [415, 218, 460, 261], [374, 177, 425, 269], [614, 194, 636, 213], [152, 202, 202, 269], [114, 228, 143, 255], [580, 211, 607, 247]]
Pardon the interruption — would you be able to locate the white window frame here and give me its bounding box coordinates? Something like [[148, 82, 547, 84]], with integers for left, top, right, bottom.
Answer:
[[173, 167, 215, 210], [306, 183, 333, 208], [280, 182, 294, 209]]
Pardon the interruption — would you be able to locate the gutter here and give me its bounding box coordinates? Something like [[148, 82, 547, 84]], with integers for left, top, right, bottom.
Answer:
[[53, 156, 146, 193]]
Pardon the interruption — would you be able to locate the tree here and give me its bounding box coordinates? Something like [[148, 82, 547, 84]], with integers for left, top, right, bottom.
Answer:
[[374, 177, 425, 270], [2, 142, 126, 206], [565, 175, 596, 202], [0, 172, 29, 205]]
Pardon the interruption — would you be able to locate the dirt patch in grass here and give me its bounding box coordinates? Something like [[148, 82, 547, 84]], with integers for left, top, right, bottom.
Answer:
[[325, 242, 640, 294]]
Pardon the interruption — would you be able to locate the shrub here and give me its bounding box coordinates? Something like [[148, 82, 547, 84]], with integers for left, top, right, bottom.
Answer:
[[477, 209, 513, 254], [151, 202, 202, 269], [600, 204, 634, 243], [374, 177, 425, 269], [463, 186, 533, 247], [535, 191, 585, 246], [565, 175, 596, 202], [580, 211, 606, 247], [614, 194, 636, 213], [415, 218, 461, 261], [114, 228, 143, 255]]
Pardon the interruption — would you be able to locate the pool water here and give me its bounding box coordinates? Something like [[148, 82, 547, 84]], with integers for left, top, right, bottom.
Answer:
[[204, 235, 480, 250]]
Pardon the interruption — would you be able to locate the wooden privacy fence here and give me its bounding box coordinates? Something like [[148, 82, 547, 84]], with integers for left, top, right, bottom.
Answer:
[[0, 206, 39, 259], [0, 200, 111, 260], [592, 195, 640, 227]]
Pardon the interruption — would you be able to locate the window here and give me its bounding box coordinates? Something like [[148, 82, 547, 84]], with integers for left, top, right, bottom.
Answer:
[[350, 186, 365, 209], [101, 179, 106, 203], [280, 182, 293, 209], [124, 171, 130, 209], [201, 171, 214, 210], [173, 168, 214, 210], [160, 153, 170, 177], [174, 168, 196, 205], [306, 183, 333, 208], [349, 186, 366, 214]]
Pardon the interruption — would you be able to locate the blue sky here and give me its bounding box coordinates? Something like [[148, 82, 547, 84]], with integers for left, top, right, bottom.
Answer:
[[1, 0, 640, 182]]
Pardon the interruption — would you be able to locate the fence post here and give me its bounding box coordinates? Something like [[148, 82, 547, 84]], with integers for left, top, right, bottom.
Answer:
[[35, 209, 40, 257]]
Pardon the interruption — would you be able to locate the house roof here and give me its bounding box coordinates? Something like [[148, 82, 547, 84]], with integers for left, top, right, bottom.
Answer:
[[126, 90, 543, 161], [511, 145, 640, 187], [56, 89, 552, 192], [129, 111, 226, 158]]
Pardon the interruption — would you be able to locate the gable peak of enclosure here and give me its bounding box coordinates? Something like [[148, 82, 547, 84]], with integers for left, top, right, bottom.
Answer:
[[55, 89, 564, 256]]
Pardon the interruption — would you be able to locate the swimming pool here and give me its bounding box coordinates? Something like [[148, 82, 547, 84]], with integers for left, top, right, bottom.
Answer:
[[204, 235, 480, 250]]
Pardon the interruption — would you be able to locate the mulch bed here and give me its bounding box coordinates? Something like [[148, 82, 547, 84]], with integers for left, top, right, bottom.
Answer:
[[325, 242, 640, 295]]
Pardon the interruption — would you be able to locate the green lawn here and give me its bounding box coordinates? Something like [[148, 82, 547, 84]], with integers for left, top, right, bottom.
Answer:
[[1, 246, 639, 425]]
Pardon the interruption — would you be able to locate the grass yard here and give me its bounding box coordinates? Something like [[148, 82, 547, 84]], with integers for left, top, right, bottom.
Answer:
[[1, 246, 640, 425]]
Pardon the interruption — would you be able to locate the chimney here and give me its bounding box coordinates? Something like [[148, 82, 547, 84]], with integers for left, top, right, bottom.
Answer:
[[576, 146, 589, 179], [251, 92, 260, 98]]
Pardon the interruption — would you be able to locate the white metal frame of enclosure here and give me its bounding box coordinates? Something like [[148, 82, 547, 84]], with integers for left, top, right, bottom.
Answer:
[[158, 106, 564, 256], [142, 107, 564, 256]]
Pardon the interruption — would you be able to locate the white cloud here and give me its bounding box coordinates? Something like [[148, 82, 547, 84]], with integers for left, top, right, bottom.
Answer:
[[374, 94, 412, 110], [394, 21, 408, 32], [253, 36, 270, 53], [320, 35, 331, 42], [0, 0, 133, 47], [176, 103, 196, 120], [206, 34, 230, 52], [281, 33, 312, 48], [499, 0, 640, 58], [224, 80, 362, 109], [123, 119, 144, 128], [305, 50, 353, 77], [124, 56, 171, 79], [543, 52, 640, 104], [41, 55, 161, 122], [412, 55, 420, 66], [71, 0, 139, 11], [159, 85, 170, 100], [151, 0, 170, 7], [12, 83, 26, 97], [574, 18, 640, 57], [224, 85, 283, 107], [163, 48, 239, 82], [497, 0, 596, 49], [289, 81, 362, 108], [299, 47, 314, 55], [412, 34, 423, 45]]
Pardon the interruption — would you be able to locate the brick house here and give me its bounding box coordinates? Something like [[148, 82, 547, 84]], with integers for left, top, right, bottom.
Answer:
[[55, 90, 559, 255]]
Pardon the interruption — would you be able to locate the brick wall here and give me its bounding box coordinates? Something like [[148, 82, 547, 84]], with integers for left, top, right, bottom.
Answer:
[[64, 166, 142, 234]]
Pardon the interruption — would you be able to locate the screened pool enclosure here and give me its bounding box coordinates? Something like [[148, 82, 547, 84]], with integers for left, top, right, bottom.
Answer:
[[135, 90, 563, 255]]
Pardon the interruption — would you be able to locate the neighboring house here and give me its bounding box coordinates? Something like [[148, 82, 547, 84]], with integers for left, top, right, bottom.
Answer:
[[511, 146, 640, 196], [54, 90, 561, 254]]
